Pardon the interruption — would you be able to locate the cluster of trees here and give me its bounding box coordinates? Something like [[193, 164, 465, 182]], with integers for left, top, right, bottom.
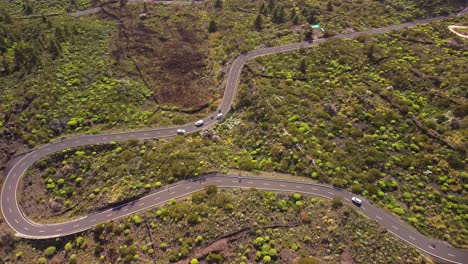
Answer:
[[253, 0, 320, 31], [0, 12, 78, 75]]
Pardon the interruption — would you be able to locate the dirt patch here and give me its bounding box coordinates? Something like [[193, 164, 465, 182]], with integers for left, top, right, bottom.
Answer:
[[176, 238, 229, 264], [178, 223, 300, 263], [340, 244, 353, 264], [279, 248, 299, 263], [103, 4, 214, 109]]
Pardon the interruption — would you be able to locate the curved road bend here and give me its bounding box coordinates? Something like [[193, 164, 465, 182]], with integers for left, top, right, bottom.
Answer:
[[2, 6, 468, 264]]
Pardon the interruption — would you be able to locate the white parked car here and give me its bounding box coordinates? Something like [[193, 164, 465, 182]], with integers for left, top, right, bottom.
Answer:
[[195, 120, 204, 127], [176, 129, 186, 135], [351, 197, 362, 206], [216, 113, 223, 120]]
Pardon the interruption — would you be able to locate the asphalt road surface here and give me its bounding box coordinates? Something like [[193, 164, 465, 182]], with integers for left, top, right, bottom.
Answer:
[[2, 4, 467, 264]]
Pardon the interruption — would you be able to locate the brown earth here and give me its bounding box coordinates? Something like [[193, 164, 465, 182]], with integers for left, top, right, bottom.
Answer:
[[103, 4, 214, 109]]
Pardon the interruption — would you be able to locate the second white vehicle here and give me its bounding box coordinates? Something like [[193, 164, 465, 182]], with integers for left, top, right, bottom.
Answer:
[[195, 120, 204, 127], [216, 113, 223, 120], [176, 129, 186, 135]]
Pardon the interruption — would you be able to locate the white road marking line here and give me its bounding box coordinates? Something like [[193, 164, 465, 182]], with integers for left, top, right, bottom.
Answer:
[[232, 180, 237, 183], [201, 182, 207, 185], [295, 186, 302, 188], [361, 207, 366, 211], [56, 229, 63, 232], [428, 246, 434, 249], [140, 203, 145, 206], [186, 186, 192, 189], [448, 253, 455, 257], [90, 219, 96, 223], [24, 227, 29, 231], [392, 225, 399, 230], [39, 230, 45, 233], [9, 208, 12, 213], [14, 219, 18, 223], [6, 197, 9, 202], [103, 137, 108, 140], [376, 215, 382, 220], [409, 236, 416, 240], [154, 197, 160, 201], [123, 208, 128, 212], [263, 183, 270, 186], [327, 192, 333, 195], [247, 181, 253, 184], [312, 188, 318, 191], [8, 185, 11, 190], [106, 213, 113, 217], [144, 133, 149, 136], [116, 136, 121, 139], [73, 224, 80, 228]]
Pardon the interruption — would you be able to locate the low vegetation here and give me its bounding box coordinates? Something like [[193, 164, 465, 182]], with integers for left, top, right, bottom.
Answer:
[[229, 17, 468, 247], [2, 189, 428, 263], [21, 16, 467, 247], [21, 136, 232, 222], [1, 0, 464, 170], [1, 1, 467, 263]]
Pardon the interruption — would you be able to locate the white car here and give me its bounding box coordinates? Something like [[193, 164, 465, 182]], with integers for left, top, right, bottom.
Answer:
[[351, 197, 362, 206], [195, 120, 204, 127], [216, 113, 223, 120], [176, 129, 186, 135]]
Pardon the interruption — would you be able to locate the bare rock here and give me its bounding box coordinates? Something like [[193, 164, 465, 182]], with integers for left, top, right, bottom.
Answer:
[[200, 127, 219, 141], [450, 118, 461, 130], [323, 103, 337, 116], [49, 197, 64, 213]]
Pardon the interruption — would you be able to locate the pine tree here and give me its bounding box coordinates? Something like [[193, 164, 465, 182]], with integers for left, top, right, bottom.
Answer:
[[214, 0, 222, 9], [208, 19, 217, 33], [272, 7, 285, 24], [259, 2, 268, 15], [299, 58, 307, 74], [292, 15, 299, 25], [290, 8, 296, 20], [23, 1, 33, 15], [254, 14, 263, 31], [0, 9, 12, 24], [304, 29, 313, 42], [48, 38, 62, 59], [278, 7, 285, 23], [268, 0, 275, 12]]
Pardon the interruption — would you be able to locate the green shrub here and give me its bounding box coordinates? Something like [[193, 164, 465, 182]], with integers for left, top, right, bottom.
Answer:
[[393, 208, 405, 215], [44, 246, 56, 257]]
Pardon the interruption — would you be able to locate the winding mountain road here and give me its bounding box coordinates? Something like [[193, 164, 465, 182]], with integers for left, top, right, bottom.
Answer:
[[2, 3, 467, 264]]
